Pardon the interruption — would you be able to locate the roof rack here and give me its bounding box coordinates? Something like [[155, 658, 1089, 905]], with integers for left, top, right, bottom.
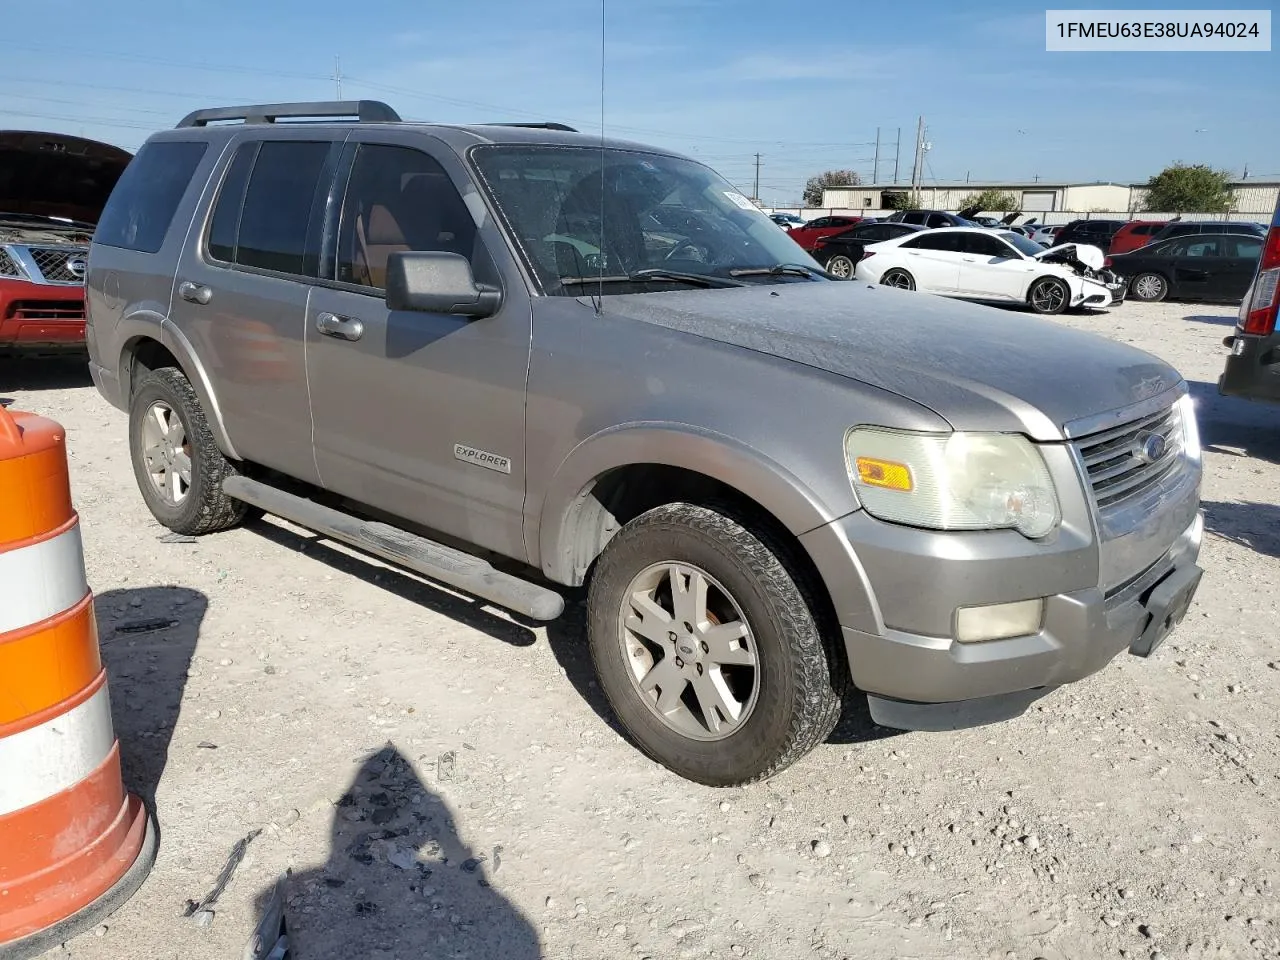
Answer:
[[484, 122, 579, 132], [176, 100, 400, 129]]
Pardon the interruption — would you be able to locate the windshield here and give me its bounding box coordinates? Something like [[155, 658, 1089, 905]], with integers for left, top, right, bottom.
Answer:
[[471, 145, 824, 294], [1001, 232, 1047, 257]]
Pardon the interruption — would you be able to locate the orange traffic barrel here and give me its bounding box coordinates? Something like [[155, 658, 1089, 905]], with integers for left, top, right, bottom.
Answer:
[[0, 403, 156, 958]]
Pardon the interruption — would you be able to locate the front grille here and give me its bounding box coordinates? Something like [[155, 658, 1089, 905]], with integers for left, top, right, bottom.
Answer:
[[0, 247, 21, 278], [1074, 403, 1183, 511], [26, 247, 83, 284], [7, 301, 86, 321]]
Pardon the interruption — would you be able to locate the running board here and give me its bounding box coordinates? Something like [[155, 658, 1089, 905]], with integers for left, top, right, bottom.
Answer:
[[222, 476, 565, 621]]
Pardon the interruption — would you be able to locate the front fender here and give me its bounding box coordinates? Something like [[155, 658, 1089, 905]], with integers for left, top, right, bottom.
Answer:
[[535, 421, 852, 584]]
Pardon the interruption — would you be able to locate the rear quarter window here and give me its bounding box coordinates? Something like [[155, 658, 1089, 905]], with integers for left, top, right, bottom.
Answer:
[[95, 140, 208, 254]]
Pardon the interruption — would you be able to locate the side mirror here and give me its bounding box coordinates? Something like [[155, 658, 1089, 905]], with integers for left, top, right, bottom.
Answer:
[[385, 251, 502, 318]]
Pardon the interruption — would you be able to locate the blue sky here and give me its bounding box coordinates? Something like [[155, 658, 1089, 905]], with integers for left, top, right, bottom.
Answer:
[[2, 0, 1273, 206]]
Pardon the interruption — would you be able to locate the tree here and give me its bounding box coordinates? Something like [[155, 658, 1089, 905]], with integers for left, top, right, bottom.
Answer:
[[1142, 163, 1234, 213], [881, 190, 924, 211], [958, 189, 1018, 212], [803, 170, 861, 208]]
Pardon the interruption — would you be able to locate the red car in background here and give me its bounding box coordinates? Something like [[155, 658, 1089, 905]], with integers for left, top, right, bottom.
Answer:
[[1108, 219, 1167, 255], [0, 131, 131, 356], [786, 214, 863, 252]]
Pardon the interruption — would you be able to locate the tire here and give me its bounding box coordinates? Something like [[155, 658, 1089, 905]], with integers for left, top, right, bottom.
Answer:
[[825, 254, 856, 279], [880, 268, 915, 290], [128, 367, 254, 535], [1129, 271, 1168, 303], [1027, 276, 1069, 315], [586, 502, 844, 786]]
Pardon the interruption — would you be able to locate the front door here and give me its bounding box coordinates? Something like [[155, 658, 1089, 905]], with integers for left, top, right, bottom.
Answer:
[[957, 232, 1035, 300], [1169, 236, 1224, 299], [169, 134, 341, 484], [305, 134, 533, 560]]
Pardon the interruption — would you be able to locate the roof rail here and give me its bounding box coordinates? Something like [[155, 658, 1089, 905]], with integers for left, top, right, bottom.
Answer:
[[484, 122, 579, 133], [175, 100, 400, 128]]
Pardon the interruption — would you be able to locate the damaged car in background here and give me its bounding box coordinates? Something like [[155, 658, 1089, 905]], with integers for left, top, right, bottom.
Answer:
[[853, 226, 1125, 315], [0, 131, 130, 356]]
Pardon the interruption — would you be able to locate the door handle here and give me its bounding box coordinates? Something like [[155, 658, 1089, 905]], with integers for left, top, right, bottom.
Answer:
[[962, 257, 977, 262], [178, 281, 212, 305], [315, 311, 365, 342]]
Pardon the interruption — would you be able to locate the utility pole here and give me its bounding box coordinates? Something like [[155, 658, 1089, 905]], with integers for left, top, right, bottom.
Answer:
[[334, 56, 343, 99], [873, 128, 880, 184], [753, 153, 761, 202], [893, 127, 901, 183], [910, 115, 924, 191]]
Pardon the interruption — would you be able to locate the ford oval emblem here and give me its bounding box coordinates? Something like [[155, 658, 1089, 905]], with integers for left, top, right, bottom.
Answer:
[[1134, 431, 1167, 465], [66, 256, 88, 279]]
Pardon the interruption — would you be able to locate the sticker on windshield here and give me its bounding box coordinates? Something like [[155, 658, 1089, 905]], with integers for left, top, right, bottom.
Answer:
[[723, 191, 758, 211]]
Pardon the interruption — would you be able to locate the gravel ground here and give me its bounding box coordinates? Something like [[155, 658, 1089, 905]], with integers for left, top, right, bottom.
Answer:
[[4, 298, 1279, 960]]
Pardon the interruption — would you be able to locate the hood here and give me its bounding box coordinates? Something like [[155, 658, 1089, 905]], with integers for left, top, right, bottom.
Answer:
[[598, 281, 1181, 440], [0, 131, 132, 226], [1034, 241, 1104, 271]]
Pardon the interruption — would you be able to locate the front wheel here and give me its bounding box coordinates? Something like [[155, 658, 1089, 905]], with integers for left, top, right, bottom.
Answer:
[[825, 254, 856, 279], [586, 503, 843, 786], [1129, 272, 1168, 302], [1028, 276, 1069, 314], [880, 268, 915, 290]]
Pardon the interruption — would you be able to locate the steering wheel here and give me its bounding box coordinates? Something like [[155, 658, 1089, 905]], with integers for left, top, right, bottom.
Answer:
[[663, 240, 710, 263]]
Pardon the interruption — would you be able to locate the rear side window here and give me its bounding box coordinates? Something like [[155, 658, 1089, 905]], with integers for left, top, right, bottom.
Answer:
[[95, 140, 207, 254], [902, 232, 961, 252], [1231, 237, 1263, 259], [205, 140, 332, 277]]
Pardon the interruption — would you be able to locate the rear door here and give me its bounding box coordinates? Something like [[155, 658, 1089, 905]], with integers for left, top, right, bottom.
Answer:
[[304, 132, 533, 560], [1221, 235, 1264, 300], [896, 232, 961, 293], [168, 133, 341, 484]]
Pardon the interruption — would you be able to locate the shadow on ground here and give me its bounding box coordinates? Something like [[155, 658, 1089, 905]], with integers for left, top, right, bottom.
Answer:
[[251, 744, 540, 960], [97, 585, 208, 812], [246, 517, 537, 648], [1188, 380, 1280, 464], [1184, 312, 1238, 327], [1202, 500, 1280, 559], [0, 356, 93, 392]]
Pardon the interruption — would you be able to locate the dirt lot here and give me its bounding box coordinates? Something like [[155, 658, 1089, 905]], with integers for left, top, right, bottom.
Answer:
[[5, 298, 1280, 960]]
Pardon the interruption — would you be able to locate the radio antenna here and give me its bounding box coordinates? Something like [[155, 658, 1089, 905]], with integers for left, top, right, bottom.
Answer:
[[594, 0, 606, 315]]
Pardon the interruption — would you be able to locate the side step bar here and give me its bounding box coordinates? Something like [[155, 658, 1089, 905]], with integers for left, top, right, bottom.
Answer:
[[222, 476, 565, 621]]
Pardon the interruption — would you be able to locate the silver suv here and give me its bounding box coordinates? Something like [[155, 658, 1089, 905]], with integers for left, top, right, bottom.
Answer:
[[86, 101, 1204, 786]]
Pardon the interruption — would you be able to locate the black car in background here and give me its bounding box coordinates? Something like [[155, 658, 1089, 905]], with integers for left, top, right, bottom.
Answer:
[[812, 221, 926, 277], [1053, 218, 1127, 252], [885, 209, 980, 228], [1144, 219, 1264, 246], [1108, 232, 1263, 302]]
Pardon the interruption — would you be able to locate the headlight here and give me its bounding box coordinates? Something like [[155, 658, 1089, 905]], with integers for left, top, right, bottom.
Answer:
[[1177, 393, 1201, 464], [845, 427, 1060, 539]]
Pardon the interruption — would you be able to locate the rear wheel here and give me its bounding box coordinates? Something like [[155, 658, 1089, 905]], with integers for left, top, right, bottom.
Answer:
[[1028, 276, 1069, 315], [880, 268, 915, 290], [586, 502, 843, 786], [128, 367, 254, 535], [825, 254, 856, 279], [1130, 272, 1168, 302]]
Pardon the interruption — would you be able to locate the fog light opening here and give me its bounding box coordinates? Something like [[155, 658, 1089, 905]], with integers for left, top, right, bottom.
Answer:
[[955, 599, 1045, 643]]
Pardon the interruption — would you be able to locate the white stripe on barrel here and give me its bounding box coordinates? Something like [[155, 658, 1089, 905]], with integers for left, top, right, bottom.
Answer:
[[0, 522, 88, 634], [0, 682, 115, 816]]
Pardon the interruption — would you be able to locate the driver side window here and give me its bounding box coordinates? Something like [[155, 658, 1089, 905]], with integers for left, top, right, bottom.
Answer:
[[335, 144, 479, 291]]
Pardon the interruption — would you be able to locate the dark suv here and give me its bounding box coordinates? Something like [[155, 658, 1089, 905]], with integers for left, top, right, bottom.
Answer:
[[1146, 219, 1265, 247], [85, 100, 1204, 786], [886, 209, 979, 228], [1053, 219, 1127, 252]]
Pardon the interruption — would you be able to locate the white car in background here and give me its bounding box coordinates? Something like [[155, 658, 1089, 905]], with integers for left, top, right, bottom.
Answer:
[[853, 227, 1126, 315], [1029, 224, 1062, 247]]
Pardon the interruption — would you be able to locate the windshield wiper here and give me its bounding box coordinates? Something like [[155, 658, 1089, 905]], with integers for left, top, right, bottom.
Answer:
[[559, 269, 745, 289], [729, 263, 822, 279]]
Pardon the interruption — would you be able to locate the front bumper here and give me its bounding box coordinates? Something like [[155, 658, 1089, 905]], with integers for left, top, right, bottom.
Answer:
[[0, 280, 86, 353], [808, 510, 1203, 730]]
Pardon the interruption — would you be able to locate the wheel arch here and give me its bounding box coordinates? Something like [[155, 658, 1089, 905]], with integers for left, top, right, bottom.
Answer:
[[118, 318, 239, 460], [536, 424, 847, 590]]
